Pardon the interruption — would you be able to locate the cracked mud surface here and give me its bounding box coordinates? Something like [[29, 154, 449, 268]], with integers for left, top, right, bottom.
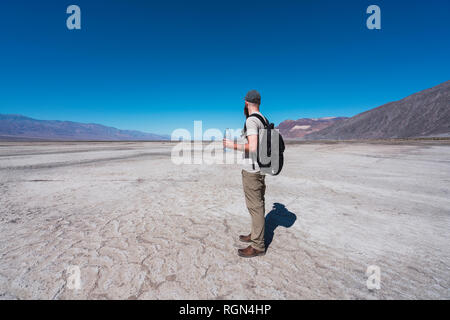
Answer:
[[0, 141, 449, 299]]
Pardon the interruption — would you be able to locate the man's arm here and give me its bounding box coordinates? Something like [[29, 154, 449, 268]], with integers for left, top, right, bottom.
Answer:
[[223, 134, 258, 153]]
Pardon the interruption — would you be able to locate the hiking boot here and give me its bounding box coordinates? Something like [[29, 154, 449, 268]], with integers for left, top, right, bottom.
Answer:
[[239, 234, 251, 243], [238, 245, 265, 258]]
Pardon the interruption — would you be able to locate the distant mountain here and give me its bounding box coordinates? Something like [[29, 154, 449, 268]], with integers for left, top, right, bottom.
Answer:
[[277, 117, 348, 139], [0, 114, 168, 141], [304, 80, 450, 140]]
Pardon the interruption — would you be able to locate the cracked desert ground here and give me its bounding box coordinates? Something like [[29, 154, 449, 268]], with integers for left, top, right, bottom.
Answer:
[[0, 141, 449, 300]]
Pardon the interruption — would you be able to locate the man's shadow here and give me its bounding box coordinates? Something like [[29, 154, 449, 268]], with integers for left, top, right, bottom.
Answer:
[[265, 203, 297, 250]]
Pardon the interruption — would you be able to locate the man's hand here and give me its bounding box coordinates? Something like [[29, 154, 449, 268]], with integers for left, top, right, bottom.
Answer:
[[223, 138, 235, 150]]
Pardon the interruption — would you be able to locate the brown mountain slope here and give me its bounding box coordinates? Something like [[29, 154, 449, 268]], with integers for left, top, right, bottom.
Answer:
[[277, 117, 348, 139], [304, 81, 450, 140]]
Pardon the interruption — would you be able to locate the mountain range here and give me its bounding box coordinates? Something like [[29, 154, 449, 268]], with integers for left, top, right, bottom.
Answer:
[[1, 81, 448, 141], [279, 80, 449, 140], [303, 80, 450, 140], [0, 114, 168, 141]]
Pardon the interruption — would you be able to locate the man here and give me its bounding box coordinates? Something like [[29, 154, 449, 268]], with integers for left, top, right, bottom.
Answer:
[[223, 90, 267, 258]]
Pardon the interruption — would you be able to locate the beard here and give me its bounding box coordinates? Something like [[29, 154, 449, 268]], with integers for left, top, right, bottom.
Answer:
[[244, 105, 249, 118]]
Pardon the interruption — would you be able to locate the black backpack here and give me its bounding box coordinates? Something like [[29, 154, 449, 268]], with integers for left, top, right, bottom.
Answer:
[[244, 114, 285, 176]]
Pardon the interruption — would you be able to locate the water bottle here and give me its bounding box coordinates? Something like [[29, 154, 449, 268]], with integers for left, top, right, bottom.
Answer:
[[224, 128, 231, 152]]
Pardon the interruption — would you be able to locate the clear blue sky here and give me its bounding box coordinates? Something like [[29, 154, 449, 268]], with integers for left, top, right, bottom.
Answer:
[[0, 0, 449, 134]]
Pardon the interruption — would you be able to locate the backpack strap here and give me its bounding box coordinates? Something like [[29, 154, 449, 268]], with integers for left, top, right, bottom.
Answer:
[[249, 113, 269, 128], [243, 113, 269, 132]]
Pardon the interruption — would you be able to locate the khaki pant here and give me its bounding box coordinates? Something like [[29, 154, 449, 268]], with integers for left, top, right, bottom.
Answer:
[[242, 170, 266, 251]]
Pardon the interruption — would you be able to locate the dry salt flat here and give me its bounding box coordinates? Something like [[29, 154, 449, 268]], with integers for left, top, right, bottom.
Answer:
[[0, 141, 449, 299]]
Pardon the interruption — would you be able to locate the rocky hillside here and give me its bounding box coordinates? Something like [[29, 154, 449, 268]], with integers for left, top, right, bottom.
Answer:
[[304, 81, 450, 140], [277, 117, 348, 139]]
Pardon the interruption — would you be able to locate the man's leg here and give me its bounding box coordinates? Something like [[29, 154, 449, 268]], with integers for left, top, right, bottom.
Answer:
[[242, 170, 266, 251]]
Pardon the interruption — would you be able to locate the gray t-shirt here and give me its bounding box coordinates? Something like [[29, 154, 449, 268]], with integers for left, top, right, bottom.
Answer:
[[241, 112, 266, 174]]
